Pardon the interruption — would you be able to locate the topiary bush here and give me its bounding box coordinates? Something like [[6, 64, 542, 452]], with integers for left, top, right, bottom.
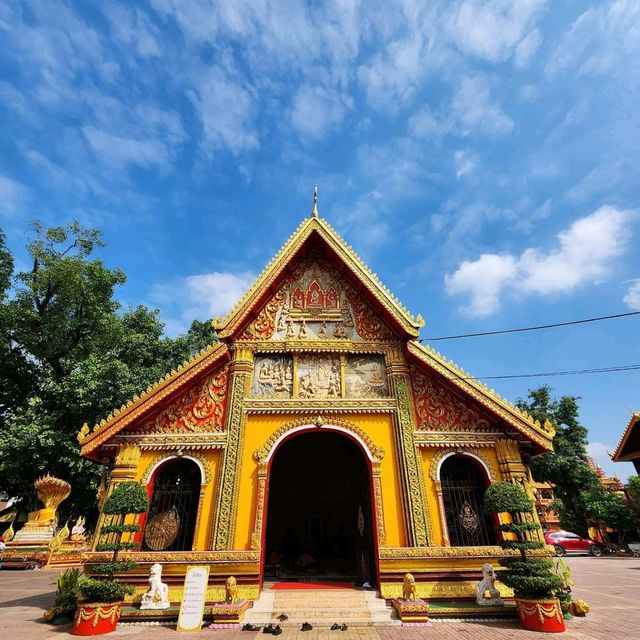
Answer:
[[484, 481, 563, 600], [78, 481, 149, 603]]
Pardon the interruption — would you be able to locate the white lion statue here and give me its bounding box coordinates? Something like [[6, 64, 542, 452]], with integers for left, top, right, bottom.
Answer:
[[140, 563, 170, 610], [475, 563, 504, 606]]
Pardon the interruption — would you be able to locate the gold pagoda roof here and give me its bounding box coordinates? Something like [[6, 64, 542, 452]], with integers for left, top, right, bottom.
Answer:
[[214, 214, 424, 339], [408, 341, 555, 453]]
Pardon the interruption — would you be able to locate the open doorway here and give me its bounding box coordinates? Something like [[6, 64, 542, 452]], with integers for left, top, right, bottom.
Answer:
[[263, 430, 376, 585]]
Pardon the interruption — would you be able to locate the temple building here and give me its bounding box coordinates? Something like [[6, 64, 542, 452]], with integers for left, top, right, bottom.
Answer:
[[78, 203, 555, 615], [612, 413, 640, 474]]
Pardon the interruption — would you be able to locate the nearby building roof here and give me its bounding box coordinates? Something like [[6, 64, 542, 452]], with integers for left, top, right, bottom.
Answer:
[[612, 412, 640, 462]]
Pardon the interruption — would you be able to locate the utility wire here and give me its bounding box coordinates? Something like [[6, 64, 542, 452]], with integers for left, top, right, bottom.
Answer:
[[449, 364, 640, 381], [419, 311, 640, 341]]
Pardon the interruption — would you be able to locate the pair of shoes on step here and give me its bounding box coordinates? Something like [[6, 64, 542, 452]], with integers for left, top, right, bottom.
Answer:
[[242, 623, 260, 631], [262, 624, 283, 635], [301, 621, 313, 631], [277, 614, 288, 621], [330, 623, 348, 631]]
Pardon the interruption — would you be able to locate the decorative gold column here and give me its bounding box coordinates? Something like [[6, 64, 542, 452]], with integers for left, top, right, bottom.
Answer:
[[386, 346, 432, 546], [371, 461, 387, 547], [212, 345, 253, 550], [92, 443, 141, 551], [434, 480, 450, 546], [250, 462, 268, 550], [495, 438, 544, 542]]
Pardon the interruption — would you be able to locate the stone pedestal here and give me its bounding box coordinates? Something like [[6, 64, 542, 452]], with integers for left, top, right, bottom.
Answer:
[[391, 598, 430, 624], [210, 599, 250, 625]]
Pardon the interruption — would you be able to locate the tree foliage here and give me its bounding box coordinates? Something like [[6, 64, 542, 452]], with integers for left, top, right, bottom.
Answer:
[[0, 221, 218, 524], [516, 386, 599, 535], [581, 485, 637, 544]]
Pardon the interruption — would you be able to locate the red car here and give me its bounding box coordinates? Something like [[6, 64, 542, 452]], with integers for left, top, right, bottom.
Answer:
[[544, 530, 602, 556]]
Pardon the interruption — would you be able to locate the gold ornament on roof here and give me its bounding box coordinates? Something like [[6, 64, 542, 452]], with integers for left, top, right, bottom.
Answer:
[[311, 184, 318, 218], [77, 423, 90, 443]]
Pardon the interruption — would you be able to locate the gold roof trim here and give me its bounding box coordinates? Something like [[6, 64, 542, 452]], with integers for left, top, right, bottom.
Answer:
[[611, 411, 640, 461], [214, 215, 423, 339], [78, 342, 228, 455], [408, 341, 554, 452]]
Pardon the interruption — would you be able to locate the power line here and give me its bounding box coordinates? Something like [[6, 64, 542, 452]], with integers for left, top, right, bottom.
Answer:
[[450, 364, 640, 381], [420, 311, 640, 341]]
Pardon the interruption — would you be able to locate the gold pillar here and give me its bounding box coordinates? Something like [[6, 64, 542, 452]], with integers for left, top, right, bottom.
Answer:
[[212, 345, 253, 550], [495, 438, 544, 542], [371, 461, 387, 547], [92, 443, 141, 551], [251, 462, 268, 550], [386, 347, 432, 546], [434, 480, 450, 546]]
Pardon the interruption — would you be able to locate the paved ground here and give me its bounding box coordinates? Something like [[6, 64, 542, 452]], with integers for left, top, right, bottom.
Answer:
[[1, 556, 638, 639]]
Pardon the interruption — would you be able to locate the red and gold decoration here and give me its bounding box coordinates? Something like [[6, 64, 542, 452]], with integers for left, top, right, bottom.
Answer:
[[73, 603, 122, 636], [515, 597, 565, 633]]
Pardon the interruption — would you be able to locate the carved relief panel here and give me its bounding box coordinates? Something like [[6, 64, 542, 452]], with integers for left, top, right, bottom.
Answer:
[[251, 355, 294, 398], [345, 355, 389, 398], [297, 354, 341, 398], [410, 365, 493, 431]]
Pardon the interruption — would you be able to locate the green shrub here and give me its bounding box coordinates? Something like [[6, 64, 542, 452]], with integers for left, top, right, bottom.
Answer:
[[484, 481, 561, 600], [83, 481, 149, 603], [77, 577, 133, 603], [45, 568, 82, 624]]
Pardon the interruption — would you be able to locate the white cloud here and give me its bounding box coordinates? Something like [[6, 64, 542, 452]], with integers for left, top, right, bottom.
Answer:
[[546, 0, 640, 79], [445, 206, 635, 316], [454, 150, 474, 177], [446, 0, 547, 63], [151, 271, 256, 336], [103, 4, 162, 58], [514, 28, 541, 67], [408, 107, 445, 139], [188, 66, 259, 156], [624, 279, 640, 310], [451, 76, 513, 136], [290, 84, 350, 140], [82, 126, 171, 170]]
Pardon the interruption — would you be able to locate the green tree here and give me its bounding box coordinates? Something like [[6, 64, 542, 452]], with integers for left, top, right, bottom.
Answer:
[[0, 222, 217, 523], [581, 485, 637, 544], [516, 386, 599, 535]]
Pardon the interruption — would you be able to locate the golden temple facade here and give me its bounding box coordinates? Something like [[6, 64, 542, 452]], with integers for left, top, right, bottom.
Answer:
[[78, 210, 555, 609]]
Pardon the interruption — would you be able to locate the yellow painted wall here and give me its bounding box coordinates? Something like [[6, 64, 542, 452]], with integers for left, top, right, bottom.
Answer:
[[233, 412, 408, 550]]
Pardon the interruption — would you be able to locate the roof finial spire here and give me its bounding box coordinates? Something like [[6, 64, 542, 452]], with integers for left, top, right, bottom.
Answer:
[[311, 184, 318, 218]]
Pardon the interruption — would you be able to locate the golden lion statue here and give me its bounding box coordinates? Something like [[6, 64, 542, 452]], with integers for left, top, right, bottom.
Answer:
[[571, 599, 589, 616], [225, 575, 238, 604], [402, 572, 417, 601]]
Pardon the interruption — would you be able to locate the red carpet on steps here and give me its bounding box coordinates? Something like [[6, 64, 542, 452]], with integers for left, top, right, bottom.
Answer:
[[269, 581, 353, 590]]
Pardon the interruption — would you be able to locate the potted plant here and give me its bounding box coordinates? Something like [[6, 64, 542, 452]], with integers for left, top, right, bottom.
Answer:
[[74, 481, 148, 636], [44, 568, 82, 624], [553, 557, 573, 619], [484, 481, 565, 633]]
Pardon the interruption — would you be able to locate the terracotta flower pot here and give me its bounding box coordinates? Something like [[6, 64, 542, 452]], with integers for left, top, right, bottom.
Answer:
[[515, 597, 565, 633], [72, 602, 122, 636]]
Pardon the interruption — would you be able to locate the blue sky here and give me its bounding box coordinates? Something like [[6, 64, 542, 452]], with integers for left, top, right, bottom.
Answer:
[[1, 1, 639, 480]]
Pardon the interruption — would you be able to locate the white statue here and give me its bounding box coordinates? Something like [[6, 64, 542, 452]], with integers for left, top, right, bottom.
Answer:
[[140, 563, 170, 610], [475, 563, 504, 606]]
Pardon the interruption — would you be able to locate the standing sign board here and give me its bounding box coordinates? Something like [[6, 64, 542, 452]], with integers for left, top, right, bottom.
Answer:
[[177, 565, 210, 631]]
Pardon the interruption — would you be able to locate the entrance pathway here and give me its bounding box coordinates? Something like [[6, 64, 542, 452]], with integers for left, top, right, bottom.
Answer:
[[1, 556, 638, 639]]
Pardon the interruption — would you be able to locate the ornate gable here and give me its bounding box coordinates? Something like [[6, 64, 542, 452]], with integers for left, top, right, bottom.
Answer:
[[240, 248, 395, 342], [215, 215, 423, 340]]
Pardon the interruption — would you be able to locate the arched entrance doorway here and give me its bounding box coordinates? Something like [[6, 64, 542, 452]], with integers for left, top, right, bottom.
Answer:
[[264, 431, 376, 585], [143, 458, 201, 551]]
